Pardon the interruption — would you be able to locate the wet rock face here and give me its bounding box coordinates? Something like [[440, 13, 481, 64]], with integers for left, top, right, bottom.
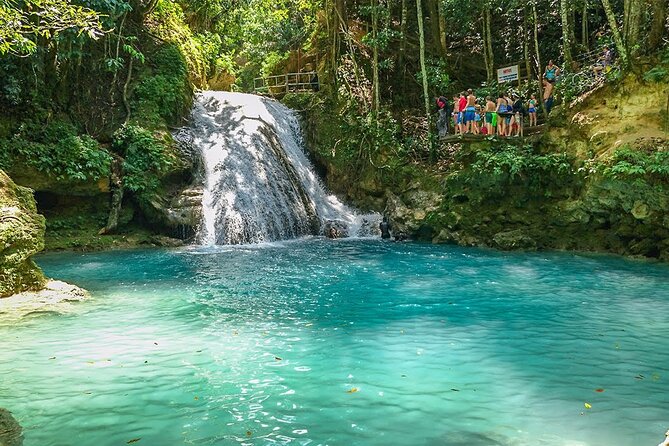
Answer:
[[0, 170, 47, 298], [0, 408, 23, 446]]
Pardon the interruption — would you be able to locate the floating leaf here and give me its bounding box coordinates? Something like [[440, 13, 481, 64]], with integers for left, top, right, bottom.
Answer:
[[246, 431, 252, 437], [595, 388, 605, 392], [127, 439, 141, 444], [346, 387, 359, 393], [194, 396, 199, 400], [584, 402, 592, 409]]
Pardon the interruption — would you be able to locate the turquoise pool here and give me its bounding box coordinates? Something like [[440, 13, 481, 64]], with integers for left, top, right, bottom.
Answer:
[[1, 239, 668, 445]]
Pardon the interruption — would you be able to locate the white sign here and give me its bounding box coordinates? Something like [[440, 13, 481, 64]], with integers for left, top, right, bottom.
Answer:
[[497, 65, 519, 83]]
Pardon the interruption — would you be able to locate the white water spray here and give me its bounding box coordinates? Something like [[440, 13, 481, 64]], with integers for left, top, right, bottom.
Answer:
[[187, 91, 378, 245]]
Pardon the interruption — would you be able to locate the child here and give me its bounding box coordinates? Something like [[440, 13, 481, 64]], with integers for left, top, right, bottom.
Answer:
[[528, 94, 537, 127], [452, 95, 461, 135], [474, 105, 482, 135], [485, 97, 496, 136]]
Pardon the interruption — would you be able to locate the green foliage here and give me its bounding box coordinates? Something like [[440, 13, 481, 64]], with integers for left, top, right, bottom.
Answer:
[[449, 143, 574, 193], [597, 146, 669, 183], [133, 45, 190, 125], [112, 124, 175, 196], [0, 0, 102, 56], [0, 121, 111, 180], [643, 48, 669, 83], [415, 58, 451, 96]]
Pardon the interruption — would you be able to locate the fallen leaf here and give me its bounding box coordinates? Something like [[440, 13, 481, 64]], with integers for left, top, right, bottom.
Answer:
[[595, 388, 605, 392], [127, 438, 141, 444], [584, 402, 592, 409], [194, 396, 199, 400], [346, 387, 359, 393], [246, 431, 252, 437]]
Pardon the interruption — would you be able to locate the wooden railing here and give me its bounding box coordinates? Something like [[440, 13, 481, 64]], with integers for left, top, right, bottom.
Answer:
[[253, 72, 318, 95]]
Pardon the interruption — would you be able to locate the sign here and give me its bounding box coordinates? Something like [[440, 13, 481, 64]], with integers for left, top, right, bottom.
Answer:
[[497, 65, 519, 83]]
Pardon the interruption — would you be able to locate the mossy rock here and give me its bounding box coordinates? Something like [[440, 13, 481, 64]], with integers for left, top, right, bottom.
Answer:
[[0, 170, 47, 298]]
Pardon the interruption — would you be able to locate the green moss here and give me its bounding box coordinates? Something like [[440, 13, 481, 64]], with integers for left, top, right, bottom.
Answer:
[[0, 170, 47, 297]]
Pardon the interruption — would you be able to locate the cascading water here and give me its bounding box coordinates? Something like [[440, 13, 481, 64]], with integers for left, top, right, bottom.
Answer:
[[187, 91, 378, 245]]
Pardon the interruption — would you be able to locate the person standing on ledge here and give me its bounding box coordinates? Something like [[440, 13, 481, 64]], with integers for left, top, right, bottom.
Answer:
[[379, 216, 391, 239]]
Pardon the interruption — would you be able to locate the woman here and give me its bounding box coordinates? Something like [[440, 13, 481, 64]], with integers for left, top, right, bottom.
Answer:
[[528, 94, 537, 127], [544, 60, 560, 84], [496, 94, 508, 136]]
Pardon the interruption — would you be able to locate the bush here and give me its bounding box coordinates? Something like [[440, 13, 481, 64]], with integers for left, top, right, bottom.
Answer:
[[133, 45, 191, 125], [0, 120, 111, 181], [598, 146, 669, 183], [449, 143, 574, 193], [112, 124, 175, 196]]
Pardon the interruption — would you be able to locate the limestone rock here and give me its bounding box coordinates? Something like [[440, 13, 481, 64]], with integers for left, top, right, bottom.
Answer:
[[492, 229, 537, 251], [0, 408, 23, 446], [631, 201, 649, 220], [0, 280, 88, 322], [0, 170, 47, 297]]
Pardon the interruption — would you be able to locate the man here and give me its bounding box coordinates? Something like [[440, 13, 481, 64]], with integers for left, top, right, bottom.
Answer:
[[593, 46, 612, 77], [436, 96, 449, 138], [464, 89, 477, 134], [379, 216, 391, 239], [458, 92, 467, 134]]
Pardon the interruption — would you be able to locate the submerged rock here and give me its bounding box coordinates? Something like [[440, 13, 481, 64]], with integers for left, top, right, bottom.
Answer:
[[0, 408, 23, 446], [0, 170, 47, 297]]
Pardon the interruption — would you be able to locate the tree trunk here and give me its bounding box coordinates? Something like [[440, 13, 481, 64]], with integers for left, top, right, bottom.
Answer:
[[425, 0, 442, 56], [416, 0, 433, 159], [648, 0, 668, 51], [581, 0, 589, 49], [533, 1, 544, 111], [398, 0, 408, 79], [109, 11, 127, 106], [560, 0, 573, 69], [123, 58, 133, 124], [372, 0, 380, 113], [483, 1, 494, 83], [523, 7, 532, 85], [438, 0, 447, 56], [624, 0, 642, 55], [100, 156, 124, 235], [600, 0, 629, 67]]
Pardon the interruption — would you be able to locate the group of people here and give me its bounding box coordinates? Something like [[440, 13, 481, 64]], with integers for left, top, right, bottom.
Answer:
[[436, 89, 538, 137], [435, 59, 569, 138]]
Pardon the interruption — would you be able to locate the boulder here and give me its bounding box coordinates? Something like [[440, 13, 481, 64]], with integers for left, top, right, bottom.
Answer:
[[0, 170, 47, 298]]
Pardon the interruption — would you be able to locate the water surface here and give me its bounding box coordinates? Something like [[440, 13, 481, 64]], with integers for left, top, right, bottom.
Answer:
[[1, 240, 668, 445]]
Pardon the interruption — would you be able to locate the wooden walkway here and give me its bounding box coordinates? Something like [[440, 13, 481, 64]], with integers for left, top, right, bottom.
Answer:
[[439, 124, 546, 143], [254, 72, 319, 96]]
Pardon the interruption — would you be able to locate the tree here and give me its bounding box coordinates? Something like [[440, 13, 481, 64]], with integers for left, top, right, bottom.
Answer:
[[600, 0, 629, 67], [647, 0, 667, 51], [416, 0, 433, 158], [482, 0, 494, 83], [560, 0, 573, 69], [0, 0, 102, 56]]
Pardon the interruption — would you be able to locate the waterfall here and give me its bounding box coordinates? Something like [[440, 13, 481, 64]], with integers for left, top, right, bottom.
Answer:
[[187, 91, 378, 245]]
